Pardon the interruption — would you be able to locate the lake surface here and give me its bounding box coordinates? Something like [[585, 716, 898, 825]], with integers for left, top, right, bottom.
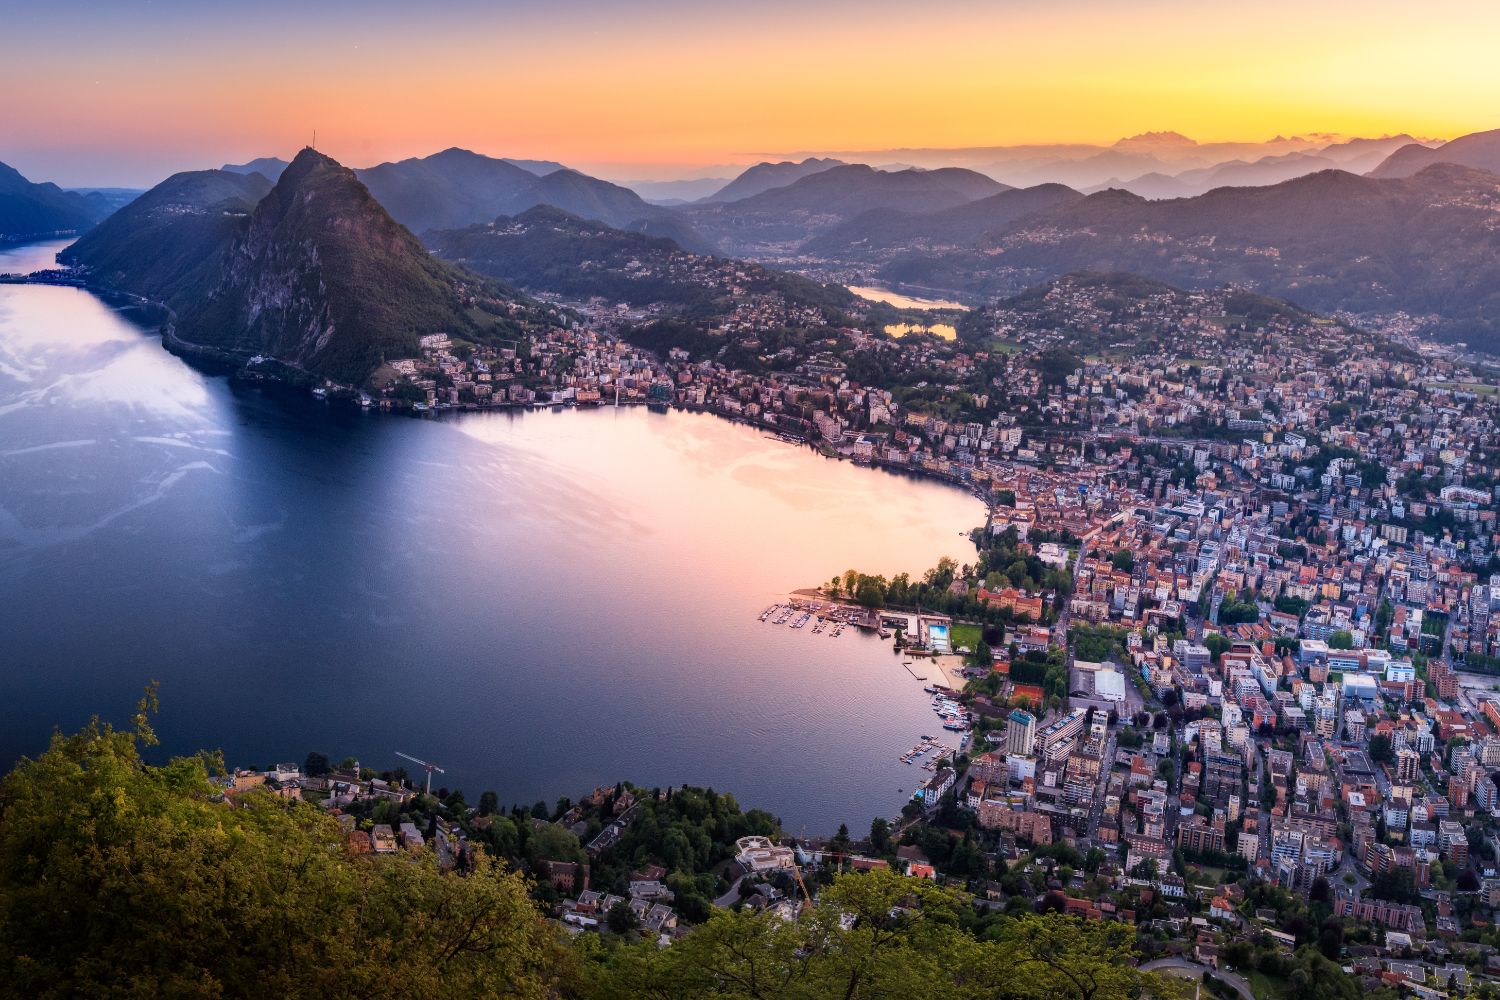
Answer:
[[0, 239, 984, 834], [848, 286, 965, 311]]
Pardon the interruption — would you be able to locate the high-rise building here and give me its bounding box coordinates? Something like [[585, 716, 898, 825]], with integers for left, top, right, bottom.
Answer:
[[1395, 747, 1420, 783], [1006, 709, 1037, 758], [1035, 708, 1086, 766]]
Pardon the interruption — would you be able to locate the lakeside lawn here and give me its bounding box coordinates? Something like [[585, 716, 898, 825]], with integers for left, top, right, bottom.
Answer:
[[951, 624, 984, 653]]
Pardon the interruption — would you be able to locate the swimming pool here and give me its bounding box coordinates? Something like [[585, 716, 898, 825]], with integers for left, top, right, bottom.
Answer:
[[928, 624, 950, 652]]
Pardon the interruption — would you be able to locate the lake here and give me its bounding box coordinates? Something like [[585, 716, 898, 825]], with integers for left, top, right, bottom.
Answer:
[[847, 286, 966, 311], [0, 239, 985, 834]]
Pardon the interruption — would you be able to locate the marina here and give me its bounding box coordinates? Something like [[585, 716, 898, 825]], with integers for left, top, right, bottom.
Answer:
[[755, 600, 975, 773], [755, 600, 867, 638]]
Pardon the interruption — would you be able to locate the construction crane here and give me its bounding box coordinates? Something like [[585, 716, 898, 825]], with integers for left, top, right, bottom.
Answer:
[[394, 752, 445, 795], [790, 864, 813, 924]]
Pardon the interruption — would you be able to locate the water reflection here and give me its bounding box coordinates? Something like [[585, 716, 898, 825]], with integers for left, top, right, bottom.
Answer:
[[0, 242, 985, 833]]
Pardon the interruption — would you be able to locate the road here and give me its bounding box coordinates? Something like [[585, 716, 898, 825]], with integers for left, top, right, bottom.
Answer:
[[1141, 958, 1256, 1000], [713, 875, 746, 908], [1087, 732, 1118, 839]]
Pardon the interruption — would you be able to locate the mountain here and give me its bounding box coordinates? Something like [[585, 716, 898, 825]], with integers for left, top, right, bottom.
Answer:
[[624, 215, 720, 256], [222, 157, 289, 182], [677, 164, 1010, 256], [1083, 173, 1194, 200], [877, 164, 1500, 345], [703, 158, 845, 202], [353, 147, 669, 232], [0, 160, 111, 241], [1088, 152, 1347, 200], [423, 204, 853, 320], [1316, 134, 1429, 165], [799, 183, 1082, 262], [61, 169, 275, 299], [1370, 128, 1500, 178], [1005, 149, 1214, 189], [1110, 131, 1199, 150], [170, 148, 495, 382], [501, 157, 566, 176], [65, 188, 144, 215]]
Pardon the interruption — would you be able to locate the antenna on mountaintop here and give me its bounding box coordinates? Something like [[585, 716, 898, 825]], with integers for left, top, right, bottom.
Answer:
[[312, 129, 317, 150]]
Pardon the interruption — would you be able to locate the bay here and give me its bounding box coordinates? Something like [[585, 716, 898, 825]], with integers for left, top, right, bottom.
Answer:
[[0, 240, 984, 834]]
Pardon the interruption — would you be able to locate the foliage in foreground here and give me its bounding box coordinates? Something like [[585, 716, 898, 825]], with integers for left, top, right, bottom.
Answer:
[[0, 690, 570, 999], [0, 693, 1186, 1000]]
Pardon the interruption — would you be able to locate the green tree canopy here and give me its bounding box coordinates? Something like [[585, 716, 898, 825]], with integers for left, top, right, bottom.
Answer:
[[0, 690, 567, 998]]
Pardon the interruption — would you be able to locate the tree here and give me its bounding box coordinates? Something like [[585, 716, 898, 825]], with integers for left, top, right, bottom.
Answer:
[[1110, 549, 1134, 573], [1204, 633, 1231, 663], [1368, 866, 1421, 905], [870, 817, 891, 855], [856, 579, 886, 608], [528, 822, 584, 869], [479, 790, 500, 816], [1367, 734, 1392, 763], [0, 690, 563, 998], [607, 899, 640, 935], [1328, 630, 1354, 650], [304, 750, 331, 776]]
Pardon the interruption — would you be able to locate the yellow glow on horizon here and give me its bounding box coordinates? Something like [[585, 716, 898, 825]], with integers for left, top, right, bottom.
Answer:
[[0, 0, 1495, 182]]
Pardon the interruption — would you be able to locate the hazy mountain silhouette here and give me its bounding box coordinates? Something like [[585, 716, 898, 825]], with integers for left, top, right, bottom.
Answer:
[[1370, 128, 1500, 178], [0, 160, 113, 241], [703, 158, 845, 203]]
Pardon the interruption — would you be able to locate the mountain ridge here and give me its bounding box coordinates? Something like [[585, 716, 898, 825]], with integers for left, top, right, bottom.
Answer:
[[353, 147, 674, 233], [873, 162, 1500, 345], [799, 183, 1083, 262], [61, 169, 275, 300], [0, 160, 111, 242], [1370, 127, 1500, 178], [677, 164, 1011, 256], [702, 157, 845, 203], [422, 204, 855, 320], [172, 148, 492, 382]]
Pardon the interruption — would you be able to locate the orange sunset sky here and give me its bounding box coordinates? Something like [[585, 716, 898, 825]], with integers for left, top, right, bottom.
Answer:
[[1, 0, 1497, 187]]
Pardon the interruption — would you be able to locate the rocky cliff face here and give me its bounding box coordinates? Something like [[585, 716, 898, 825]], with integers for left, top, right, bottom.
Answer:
[[175, 147, 481, 383]]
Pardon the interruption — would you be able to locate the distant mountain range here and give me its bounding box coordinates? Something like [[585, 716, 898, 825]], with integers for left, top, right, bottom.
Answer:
[[66, 148, 518, 383], [700, 158, 845, 203], [352, 148, 669, 233], [675, 164, 1010, 256], [751, 133, 1439, 198], [422, 205, 853, 320], [0, 160, 117, 242], [1370, 127, 1500, 178], [799, 184, 1081, 262], [223, 157, 290, 182], [871, 163, 1500, 346]]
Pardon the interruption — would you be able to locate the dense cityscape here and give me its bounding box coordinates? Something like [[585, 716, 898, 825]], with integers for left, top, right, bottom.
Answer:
[[182, 260, 1500, 1000]]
